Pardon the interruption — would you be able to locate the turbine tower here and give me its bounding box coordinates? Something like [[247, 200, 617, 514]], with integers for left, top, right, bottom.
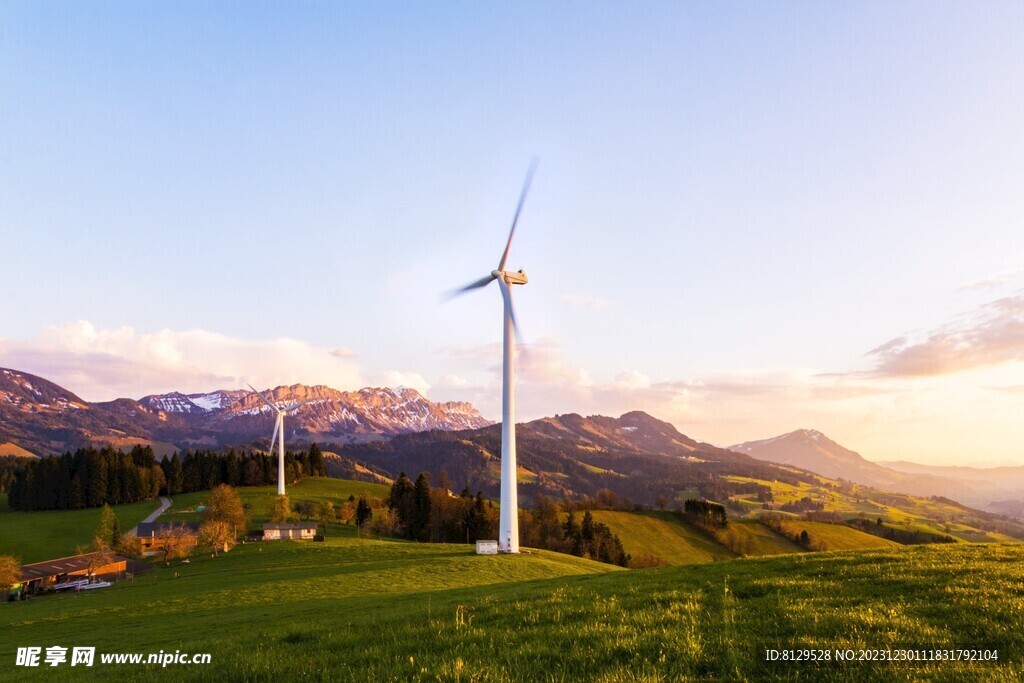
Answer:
[[449, 160, 537, 553], [247, 385, 310, 496]]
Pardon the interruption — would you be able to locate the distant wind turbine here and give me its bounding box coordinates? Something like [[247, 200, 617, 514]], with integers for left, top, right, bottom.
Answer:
[[247, 385, 310, 496], [447, 160, 538, 553]]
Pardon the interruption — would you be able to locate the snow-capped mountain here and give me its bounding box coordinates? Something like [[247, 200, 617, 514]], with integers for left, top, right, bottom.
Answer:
[[141, 390, 249, 414], [0, 367, 492, 457]]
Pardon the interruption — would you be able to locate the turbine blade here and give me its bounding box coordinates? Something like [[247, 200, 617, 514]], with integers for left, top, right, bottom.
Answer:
[[497, 158, 539, 272], [443, 274, 497, 301], [248, 384, 278, 411], [268, 416, 281, 455], [283, 399, 312, 413]]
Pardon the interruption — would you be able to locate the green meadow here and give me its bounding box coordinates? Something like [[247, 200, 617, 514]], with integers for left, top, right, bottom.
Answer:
[[159, 477, 392, 524], [0, 498, 160, 564], [2, 536, 1023, 681]]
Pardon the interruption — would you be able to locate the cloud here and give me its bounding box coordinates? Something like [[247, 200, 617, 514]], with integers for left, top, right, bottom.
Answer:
[[330, 347, 358, 359], [558, 294, 616, 309], [378, 371, 431, 395], [960, 269, 1023, 291], [866, 293, 1024, 377], [0, 321, 365, 401]]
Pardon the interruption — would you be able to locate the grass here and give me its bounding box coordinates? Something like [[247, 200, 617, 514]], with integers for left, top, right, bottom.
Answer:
[[723, 474, 1013, 542], [776, 520, 902, 551], [3, 538, 1024, 680], [160, 477, 392, 524], [0, 498, 162, 564], [720, 520, 807, 556], [582, 510, 735, 565]]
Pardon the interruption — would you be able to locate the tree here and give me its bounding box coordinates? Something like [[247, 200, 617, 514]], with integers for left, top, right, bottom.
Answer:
[[355, 497, 372, 528], [581, 510, 595, 543], [412, 473, 432, 541], [271, 494, 292, 523], [0, 555, 21, 602], [294, 501, 316, 520], [367, 507, 400, 539], [800, 530, 810, 546], [116, 534, 142, 559], [203, 484, 247, 539], [154, 523, 195, 567], [563, 510, 581, 539], [387, 472, 415, 535], [95, 504, 118, 548], [317, 501, 336, 525], [199, 520, 236, 556]]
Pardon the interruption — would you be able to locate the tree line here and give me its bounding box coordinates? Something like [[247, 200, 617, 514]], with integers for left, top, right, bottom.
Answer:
[[376, 471, 499, 544], [368, 473, 630, 567], [6, 444, 328, 511]]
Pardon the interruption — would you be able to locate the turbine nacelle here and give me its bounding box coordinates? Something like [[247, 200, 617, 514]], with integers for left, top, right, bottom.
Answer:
[[492, 269, 528, 286]]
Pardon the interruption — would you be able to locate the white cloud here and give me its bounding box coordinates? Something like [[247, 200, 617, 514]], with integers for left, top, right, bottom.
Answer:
[[378, 371, 431, 395], [960, 269, 1023, 291], [0, 321, 365, 401]]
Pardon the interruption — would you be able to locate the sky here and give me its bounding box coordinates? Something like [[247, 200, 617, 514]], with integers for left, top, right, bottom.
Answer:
[[2, 2, 1023, 465]]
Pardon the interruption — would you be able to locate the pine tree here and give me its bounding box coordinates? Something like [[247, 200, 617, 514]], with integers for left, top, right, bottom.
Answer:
[[412, 473, 432, 542], [355, 496, 372, 528], [388, 472, 415, 536]]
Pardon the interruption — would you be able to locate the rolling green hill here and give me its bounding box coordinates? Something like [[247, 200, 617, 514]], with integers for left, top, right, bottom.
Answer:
[[717, 519, 807, 556], [2, 535, 1022, 680], [771, 519, 902, 551], [159, 477, 392, 524], [580, 510, 735, 565], [0, 498, 161, 564]]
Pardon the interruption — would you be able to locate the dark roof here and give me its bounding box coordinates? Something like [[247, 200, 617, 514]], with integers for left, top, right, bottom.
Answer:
[[262, 523, 317, 530], [20, 552, 129, 581], [136, 521, 201, 537]]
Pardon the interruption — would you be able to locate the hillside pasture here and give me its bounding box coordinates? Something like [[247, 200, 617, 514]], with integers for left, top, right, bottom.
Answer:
[[0, 498, 162, 563], [2, 537, 1023, 680]]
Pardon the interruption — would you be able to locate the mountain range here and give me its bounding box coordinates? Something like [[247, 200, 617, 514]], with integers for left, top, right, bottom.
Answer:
[[0, 367, 490, 457], [4, 366, 1024, 517], [729, 429, 994, 506]]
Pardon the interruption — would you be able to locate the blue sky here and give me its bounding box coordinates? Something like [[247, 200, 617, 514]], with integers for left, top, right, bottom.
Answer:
[[2, 2, 1024, 464]]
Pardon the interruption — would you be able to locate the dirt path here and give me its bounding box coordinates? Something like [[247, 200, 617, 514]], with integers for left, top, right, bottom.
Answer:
[[128, 496, 172, 535]]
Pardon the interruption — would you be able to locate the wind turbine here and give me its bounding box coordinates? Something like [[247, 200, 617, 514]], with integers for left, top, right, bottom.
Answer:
[[448, 160, 537, 554], [247, 385, 310, 496]]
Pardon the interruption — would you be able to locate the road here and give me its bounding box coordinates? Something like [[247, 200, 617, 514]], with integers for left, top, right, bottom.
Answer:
[[128, 496, 172, 535]]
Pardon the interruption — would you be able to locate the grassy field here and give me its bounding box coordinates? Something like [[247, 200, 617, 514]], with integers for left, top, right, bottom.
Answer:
[[2, 536, 1023, 680], [723, 474, 1018, 543], [774, 519, 902, 551], [0, 498, 162, 564], [159, 477, 392, 524], [581, 510, 735, 566], [720, 520, 807, 556]]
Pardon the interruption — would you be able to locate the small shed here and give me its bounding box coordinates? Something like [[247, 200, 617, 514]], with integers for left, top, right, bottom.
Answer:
[[263, 523, 317, 540], [476, 540, 499, 555]]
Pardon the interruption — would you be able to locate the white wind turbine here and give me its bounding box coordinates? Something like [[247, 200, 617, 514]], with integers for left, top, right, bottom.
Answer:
[[247, 385, 310, 496], [448, 160, 537, 554]]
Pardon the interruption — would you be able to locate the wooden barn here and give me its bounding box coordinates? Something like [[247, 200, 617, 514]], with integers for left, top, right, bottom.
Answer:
[[12, 552, 150, 599]]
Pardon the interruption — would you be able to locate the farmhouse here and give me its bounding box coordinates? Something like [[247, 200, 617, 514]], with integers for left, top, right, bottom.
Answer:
[[136, 521, 201, 554], [263, 523, 317, 540], [11, 552, 150, 599]]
